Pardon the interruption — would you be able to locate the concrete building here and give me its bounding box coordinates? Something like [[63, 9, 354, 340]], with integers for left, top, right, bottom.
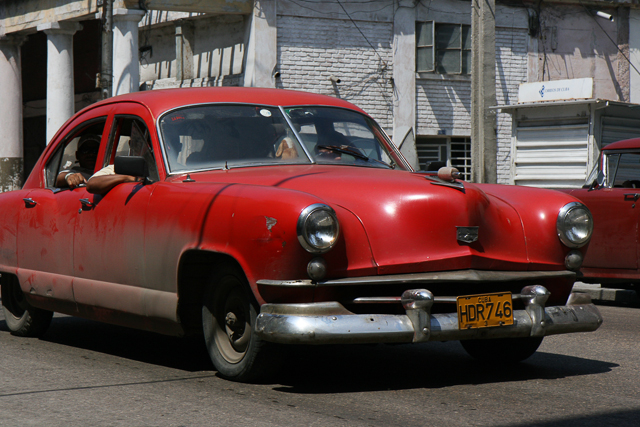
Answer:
[[1, 0, 640, 191]]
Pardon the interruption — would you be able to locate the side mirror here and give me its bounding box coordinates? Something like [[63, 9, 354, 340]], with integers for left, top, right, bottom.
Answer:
[[588, 170, 605, 190], [114, 156, 148, 179]]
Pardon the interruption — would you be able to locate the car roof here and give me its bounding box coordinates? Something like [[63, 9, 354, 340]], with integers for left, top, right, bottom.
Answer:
[[89, 87, 367, 118], [603, 138, 640, 151]]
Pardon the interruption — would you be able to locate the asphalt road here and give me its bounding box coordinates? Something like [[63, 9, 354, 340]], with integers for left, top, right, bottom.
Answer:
[[1, 304, 638, 427]]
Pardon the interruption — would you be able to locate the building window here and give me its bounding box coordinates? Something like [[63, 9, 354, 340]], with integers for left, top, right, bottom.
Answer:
[[416, 136, 472, 180], [416, 22, 471, 75]]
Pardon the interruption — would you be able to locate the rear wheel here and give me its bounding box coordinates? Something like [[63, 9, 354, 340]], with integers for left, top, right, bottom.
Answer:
[[461, 337, 543, 363], [202, 265, 280, 382], [1, 277, 53, 337]]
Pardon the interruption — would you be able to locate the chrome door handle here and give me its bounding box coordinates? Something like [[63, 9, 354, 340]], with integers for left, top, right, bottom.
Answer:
[[23, 198, 37, 207], [79, 198, 94, 208], [623, 193, 640, 201]]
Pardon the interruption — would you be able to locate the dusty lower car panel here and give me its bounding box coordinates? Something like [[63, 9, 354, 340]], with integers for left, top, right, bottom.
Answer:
[[0, 87, 602, 382]]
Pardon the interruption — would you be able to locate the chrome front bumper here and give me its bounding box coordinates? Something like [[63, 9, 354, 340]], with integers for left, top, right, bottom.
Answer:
[[255, 285, 603, 344]]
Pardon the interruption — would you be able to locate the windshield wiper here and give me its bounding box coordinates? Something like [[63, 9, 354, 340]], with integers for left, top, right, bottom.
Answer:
[[316, 145, 392, 168]]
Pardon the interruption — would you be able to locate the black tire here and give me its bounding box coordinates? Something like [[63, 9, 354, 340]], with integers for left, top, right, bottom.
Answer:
[[460, 336, 543, 363], [1, 277, 53, 337], [202, 265, 281, 382]]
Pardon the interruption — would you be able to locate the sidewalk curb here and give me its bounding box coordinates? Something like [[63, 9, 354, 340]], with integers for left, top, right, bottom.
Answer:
[[572, 282, 640, 306]]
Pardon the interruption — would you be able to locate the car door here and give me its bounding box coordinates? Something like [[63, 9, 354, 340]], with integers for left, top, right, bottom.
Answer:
[[72, 106, 163, 317], [569, 151, 640, 270], [16, 116, 108, 305]]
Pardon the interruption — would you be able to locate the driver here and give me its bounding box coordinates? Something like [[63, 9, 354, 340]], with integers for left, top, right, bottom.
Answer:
[[56, 134, 100, 189]]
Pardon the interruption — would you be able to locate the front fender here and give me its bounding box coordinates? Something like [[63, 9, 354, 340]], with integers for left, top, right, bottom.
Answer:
[[478, 184, 589, 267], [197, 184, 375, 304]]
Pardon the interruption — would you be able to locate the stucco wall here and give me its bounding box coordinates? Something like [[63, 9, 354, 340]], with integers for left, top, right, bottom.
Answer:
[[532, 4, 621, 100]]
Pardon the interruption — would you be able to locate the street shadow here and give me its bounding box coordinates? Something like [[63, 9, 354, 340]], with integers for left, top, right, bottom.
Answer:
[[1, 314, 617, 391], [271, 341, 617, 394], [497, 408, 640, 427], [0, 314, 213, 373]]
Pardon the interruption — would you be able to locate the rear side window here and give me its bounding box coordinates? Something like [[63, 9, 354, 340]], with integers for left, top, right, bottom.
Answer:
[[104, 116, 159, 182]]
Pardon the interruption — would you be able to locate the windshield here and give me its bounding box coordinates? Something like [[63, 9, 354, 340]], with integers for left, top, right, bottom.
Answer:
[[159, 104, 407, 173], [283, 106, 404, 169]]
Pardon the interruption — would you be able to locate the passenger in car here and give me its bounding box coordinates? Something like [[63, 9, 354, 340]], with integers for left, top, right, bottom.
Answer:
[[274, 123, 299, 159], [55, 134, 100, 189]]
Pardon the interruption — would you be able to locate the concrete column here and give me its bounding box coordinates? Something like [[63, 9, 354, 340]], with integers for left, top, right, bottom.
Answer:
[[471, 0, 497, 184], [175, 20, 194, 82], [243, 0, 277, 88], [38, 22, 82, 144], [392, 1, 418, 170], [630, 9, 640, 103], [0, 35, 26, 191], [112, 8, 145, 96], [617, 7, 630, 102]]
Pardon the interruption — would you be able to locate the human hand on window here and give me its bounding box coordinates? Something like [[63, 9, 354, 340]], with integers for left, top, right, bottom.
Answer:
[[65, 172, 87, 189]]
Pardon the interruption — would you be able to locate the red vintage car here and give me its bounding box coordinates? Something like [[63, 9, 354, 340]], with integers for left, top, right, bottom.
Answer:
[[559, 138, 640, 287], [0, 87, 601, 381]]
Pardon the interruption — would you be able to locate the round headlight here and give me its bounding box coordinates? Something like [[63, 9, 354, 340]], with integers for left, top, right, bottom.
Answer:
[[556, 202, 593, 248], [297, 204, 340, 253]]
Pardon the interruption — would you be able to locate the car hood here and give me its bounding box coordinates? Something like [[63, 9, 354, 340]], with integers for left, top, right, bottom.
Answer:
[[173, 165, 553, 273]]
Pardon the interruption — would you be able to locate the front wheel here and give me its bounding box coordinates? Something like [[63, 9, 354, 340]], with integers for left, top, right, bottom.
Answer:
[[202, 265, 280, 382], [460, 336, 543, 363], [1, 276, 53, 337]]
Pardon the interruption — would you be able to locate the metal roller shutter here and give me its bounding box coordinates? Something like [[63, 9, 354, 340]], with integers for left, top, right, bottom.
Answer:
[[601, 116, 640, 147], [513, 120, 589, 188]]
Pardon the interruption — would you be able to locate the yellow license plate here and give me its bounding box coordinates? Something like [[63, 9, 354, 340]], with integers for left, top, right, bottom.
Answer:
[[457, 292, 514, 329]]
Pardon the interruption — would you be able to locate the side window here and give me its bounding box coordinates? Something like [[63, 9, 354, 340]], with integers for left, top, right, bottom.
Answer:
[[105, 116, 159, 181], [612, 153, 640, 188], [44, 119, 106, 189]]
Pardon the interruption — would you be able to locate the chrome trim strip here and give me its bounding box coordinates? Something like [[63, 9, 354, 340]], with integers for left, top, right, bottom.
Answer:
[[256, 270, 576, 287], [424, 175, 465, 192], [257, 279, 315, 287], [351, 296, 457, 304]]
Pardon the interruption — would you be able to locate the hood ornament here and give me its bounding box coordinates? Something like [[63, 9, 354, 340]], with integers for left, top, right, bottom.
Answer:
[[457, 226, 479, 243], [424, 167, 465, 192]]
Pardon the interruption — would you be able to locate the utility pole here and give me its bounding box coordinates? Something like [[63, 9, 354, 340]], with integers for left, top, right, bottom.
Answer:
[[101, 0, 113, 99], [471, 0, 497, 183]]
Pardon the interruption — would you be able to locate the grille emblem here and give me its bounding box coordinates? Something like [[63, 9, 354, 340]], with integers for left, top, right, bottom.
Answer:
[[456, 226, 479, 243]]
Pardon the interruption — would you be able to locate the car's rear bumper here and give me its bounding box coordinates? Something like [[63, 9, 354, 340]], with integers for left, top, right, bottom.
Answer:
[[254, 285, 603, 344]]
